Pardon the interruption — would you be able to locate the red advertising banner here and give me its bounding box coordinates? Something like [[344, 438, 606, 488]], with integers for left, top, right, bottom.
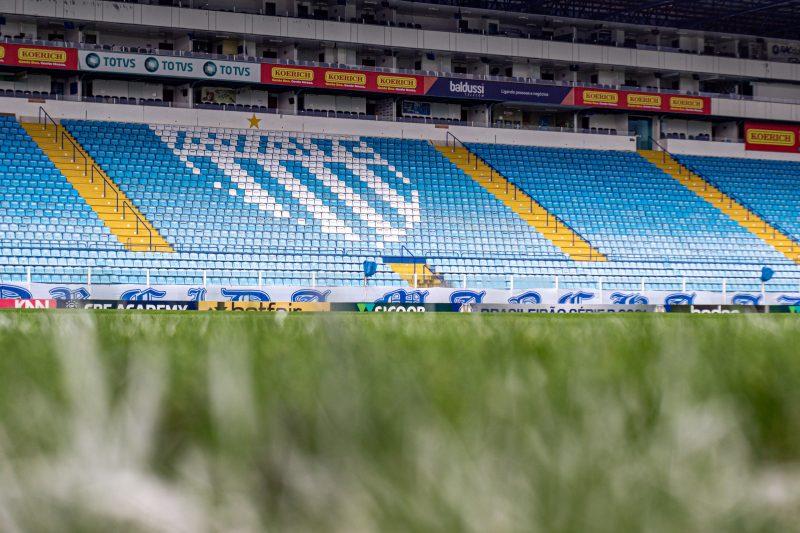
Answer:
[[745, 122, 800, 153], [572, 87, 711, 115], [261, 64, 431, 95], [0, 43, 78, 70], [0, 299, 57, 309]]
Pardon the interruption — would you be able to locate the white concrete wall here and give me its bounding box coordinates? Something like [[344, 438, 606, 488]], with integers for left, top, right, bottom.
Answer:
[[713, 121, 739, 142], [711, 98, 800, 122], [662, 119, 712, 138], [752, 81, 800, 101], [236, 88, 269, 107], [0, 73, 51, 93], [664, 138, 800, 162], [304, 94, 366, 114], [588, 114, 627, 132], [93, 79, 163, 100], [2, 96, 635, 150]]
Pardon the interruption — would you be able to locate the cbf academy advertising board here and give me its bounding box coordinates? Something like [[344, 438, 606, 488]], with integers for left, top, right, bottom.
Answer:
[[78, 50, 259, 83]]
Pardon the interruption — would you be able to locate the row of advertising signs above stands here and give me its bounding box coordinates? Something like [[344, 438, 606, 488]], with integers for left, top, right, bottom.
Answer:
[[79, 49, 713, 114], [9, 42, 800, 154], [0, 42, 712, 115]]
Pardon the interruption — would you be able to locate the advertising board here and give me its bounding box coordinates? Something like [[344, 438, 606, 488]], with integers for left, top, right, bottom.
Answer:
[[331, 303, 460, 312], [467, 304, 658, 313], [260, 64, 427, 95], [744, 122, 800, 153], [56, 300, 198, 310], [0, 43, 77, 70], [573, 87, 710, 115], [0, 299, 57, 309], [425, 77, 573, 104], [79, 50, 260, 82], [199, 301, 330, 312]]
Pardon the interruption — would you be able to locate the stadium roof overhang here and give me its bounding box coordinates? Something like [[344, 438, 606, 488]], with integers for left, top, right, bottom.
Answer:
[[401, 0, 800, 40]]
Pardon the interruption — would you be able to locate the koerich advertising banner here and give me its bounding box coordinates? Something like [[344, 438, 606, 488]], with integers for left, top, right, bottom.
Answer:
[[0, 43, 77, 70], [79, 50, 260, 83], [744, 122, 800, 153], [260, 64, 428, 95], [572, 87, 710, 115]]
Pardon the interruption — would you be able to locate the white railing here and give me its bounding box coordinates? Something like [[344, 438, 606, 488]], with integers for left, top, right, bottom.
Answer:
[[6, 266, 800, 293]]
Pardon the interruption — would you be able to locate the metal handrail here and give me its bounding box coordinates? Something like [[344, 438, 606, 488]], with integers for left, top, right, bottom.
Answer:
[[5, 238, 796, 266], [37, 107, 155, 251], [445, 132, 602, 261], [393, 244, 449, 287], [648, 136, 800, 256]]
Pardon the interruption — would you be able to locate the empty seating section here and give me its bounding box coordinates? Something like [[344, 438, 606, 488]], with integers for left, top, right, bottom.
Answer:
[[469, 143, 791, 263], [464, 142, 800, 289], [3, 115, 800, 291], [61, 121, 578, 287], [360, 137, 567, 258], [0, 116, 120, 284], [676, 155, 800, 241], [63, 121, 401, 286]]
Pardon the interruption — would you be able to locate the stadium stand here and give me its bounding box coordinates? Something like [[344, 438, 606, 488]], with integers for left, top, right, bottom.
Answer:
[[675, 155, 800, 242], [642, 150, 800, 263], [0, 115, 121, 285], [0, 116, 796, 292], [61, 120, 575, 287], [467, 143, 789, 263], [464, 142, 800, 290]]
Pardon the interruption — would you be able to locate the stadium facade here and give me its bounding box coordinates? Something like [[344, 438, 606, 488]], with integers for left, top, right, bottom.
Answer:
[[2, 0, 800, 305]]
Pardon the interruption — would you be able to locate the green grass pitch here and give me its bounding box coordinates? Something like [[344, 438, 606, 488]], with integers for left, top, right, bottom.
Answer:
[[0, 311, 799, 532]]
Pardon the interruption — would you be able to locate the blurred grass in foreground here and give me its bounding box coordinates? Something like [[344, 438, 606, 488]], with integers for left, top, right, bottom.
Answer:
[[0, 312, 799, 532]]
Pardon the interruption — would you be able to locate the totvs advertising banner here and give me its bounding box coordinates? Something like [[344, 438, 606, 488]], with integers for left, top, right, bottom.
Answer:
[[79, 50, 260, 83]]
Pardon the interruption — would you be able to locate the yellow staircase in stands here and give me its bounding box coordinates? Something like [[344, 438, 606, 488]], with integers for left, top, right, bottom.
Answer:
[[435, 143, 606, 262], [22, 120, 173, 253], [385, 260, 445, 288], [640, 149, 800, 263]]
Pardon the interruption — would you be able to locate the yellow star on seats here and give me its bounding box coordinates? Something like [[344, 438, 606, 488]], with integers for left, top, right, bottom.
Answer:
[[248, 114, 261, 128]]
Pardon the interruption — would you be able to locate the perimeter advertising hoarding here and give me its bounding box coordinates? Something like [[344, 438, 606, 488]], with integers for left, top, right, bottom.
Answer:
[[0, 43, 77, 70], [331, 303, 461, 312], [56, 300, 199, 310], [199, 301, 331, 312], [467, 304, 658, 313], [0, 299, 57, 309], [666, 305, 800, 314], [573, 87, 711, 115], [79, 50, 260, 83], [744, 122, 800, 153], [260, 64, 427, 95]]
